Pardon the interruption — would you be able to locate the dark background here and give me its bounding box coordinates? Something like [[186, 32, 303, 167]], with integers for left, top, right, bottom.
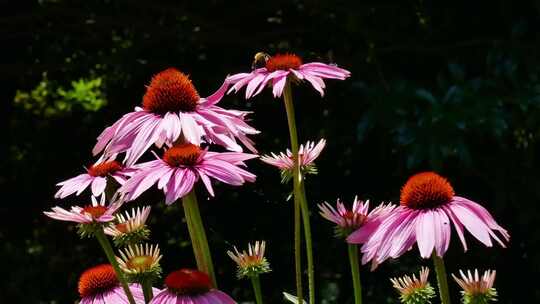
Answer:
[[1, 0, 539, 303]]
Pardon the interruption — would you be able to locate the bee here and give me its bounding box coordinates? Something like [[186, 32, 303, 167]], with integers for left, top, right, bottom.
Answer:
[[251, 52, 270, 70]]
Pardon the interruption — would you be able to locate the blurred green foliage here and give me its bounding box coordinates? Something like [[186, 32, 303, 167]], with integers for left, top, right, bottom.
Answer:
[[14, 73, 107, 117]]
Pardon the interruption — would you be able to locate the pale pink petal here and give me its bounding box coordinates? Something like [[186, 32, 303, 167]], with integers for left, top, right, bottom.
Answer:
[[199, 172, 215, 197], [91, 176, 107, 197], [179, 113, 203, 145], [272, 74, 288, 97], [448, 203, 493, 247], [203, 79, 230, 106], [416, 211, 436, 258]]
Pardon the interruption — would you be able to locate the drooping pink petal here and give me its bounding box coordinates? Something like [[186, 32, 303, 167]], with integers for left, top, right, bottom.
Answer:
[[447, 203, 493, 247], [91, 176, 107, 197], [272, 74, 288, 97], [198, 161, 245, 185], [202, 79, 231, 106], [179, 112, 203, 145]]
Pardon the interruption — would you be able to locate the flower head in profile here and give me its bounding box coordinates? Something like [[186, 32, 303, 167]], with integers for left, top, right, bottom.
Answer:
[[261, 139, 325, 183], [452, 269, 497, 304], [227, 241, 271, 279], [44, 195, 123, 237], [117, 243, 162, 282], [105, 206, 151, 246], [78, 264, 146, 304], [44, 195, 119, 224], [227, 53, 350, 98], [55, 160, 135, 199], [119, 143, 257, 204], [351, 172, 510, 268], [390, 267, 436, 304], [93, 68, 259, 166], [319, 197, 394, 239], [150, 269, 236, 304]]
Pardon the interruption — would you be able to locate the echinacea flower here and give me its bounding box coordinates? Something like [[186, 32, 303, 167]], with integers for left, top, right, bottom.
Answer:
[[150, 269, 236, 304], [227, 241, 271, 279], [452, 269, 497, 304], [350, 172, 510, 267], [117, 243, 162, 281], [390, 267, 436, 304], [119, 143, 256, 204], [260, 139, 326, 183], [55, 160, 135, 198], [227, 53, 350, 98], [105, 206, 151, 246], [78, 264, 147, 304], [44, 195, 121, 225], [319, 196, 394, 238], [93, 68, 259, 166]]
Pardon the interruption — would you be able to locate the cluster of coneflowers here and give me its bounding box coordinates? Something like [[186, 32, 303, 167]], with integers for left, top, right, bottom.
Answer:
[[44, 52, 508, 304]]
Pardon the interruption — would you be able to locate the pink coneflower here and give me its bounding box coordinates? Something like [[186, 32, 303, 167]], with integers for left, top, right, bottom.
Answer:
[[119, 143, 256, 204], [260, 139, 326, 183], [319, 197, 394, 238], [93, 68, 259, 166], [452, 269, 497, 304], [44, 195, 121, 224], [227, 53, 350, 98], [78, 264, 147, 304], [150, 269, 236, 304], [350, 172, 510, 267], [55, 160, 135, 199]]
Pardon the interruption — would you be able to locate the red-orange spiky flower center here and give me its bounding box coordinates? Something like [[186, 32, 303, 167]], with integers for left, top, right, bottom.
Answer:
[[165, 269, 212, 295], [400, 172, 455, 209], [142, 68, 200, 115], [78, 264, 118, 298], [81, 206, 108, 219], [87, 161, 122, 177], [115, 223, 128, 233], [163, 144, 201, 167], [265, 54, 303, 72]]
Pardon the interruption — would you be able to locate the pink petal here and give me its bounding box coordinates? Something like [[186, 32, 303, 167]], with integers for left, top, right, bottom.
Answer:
[[448, 203, 493, 247], [91, 176, 107, 197], [416, 211, 436, 258]]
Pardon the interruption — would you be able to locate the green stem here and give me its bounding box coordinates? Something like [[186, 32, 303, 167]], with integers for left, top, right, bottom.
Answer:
[[251, 275, 264, 304], [299, 182, 315, 304], [182, 189, 217, 287], [95, 229, 136, 304], [348, 244, 363, 304], [294, 192, 303, 302], [283, 80, 315, 304], [432, 253, 451, 304], [141, 278, 154, 304]]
